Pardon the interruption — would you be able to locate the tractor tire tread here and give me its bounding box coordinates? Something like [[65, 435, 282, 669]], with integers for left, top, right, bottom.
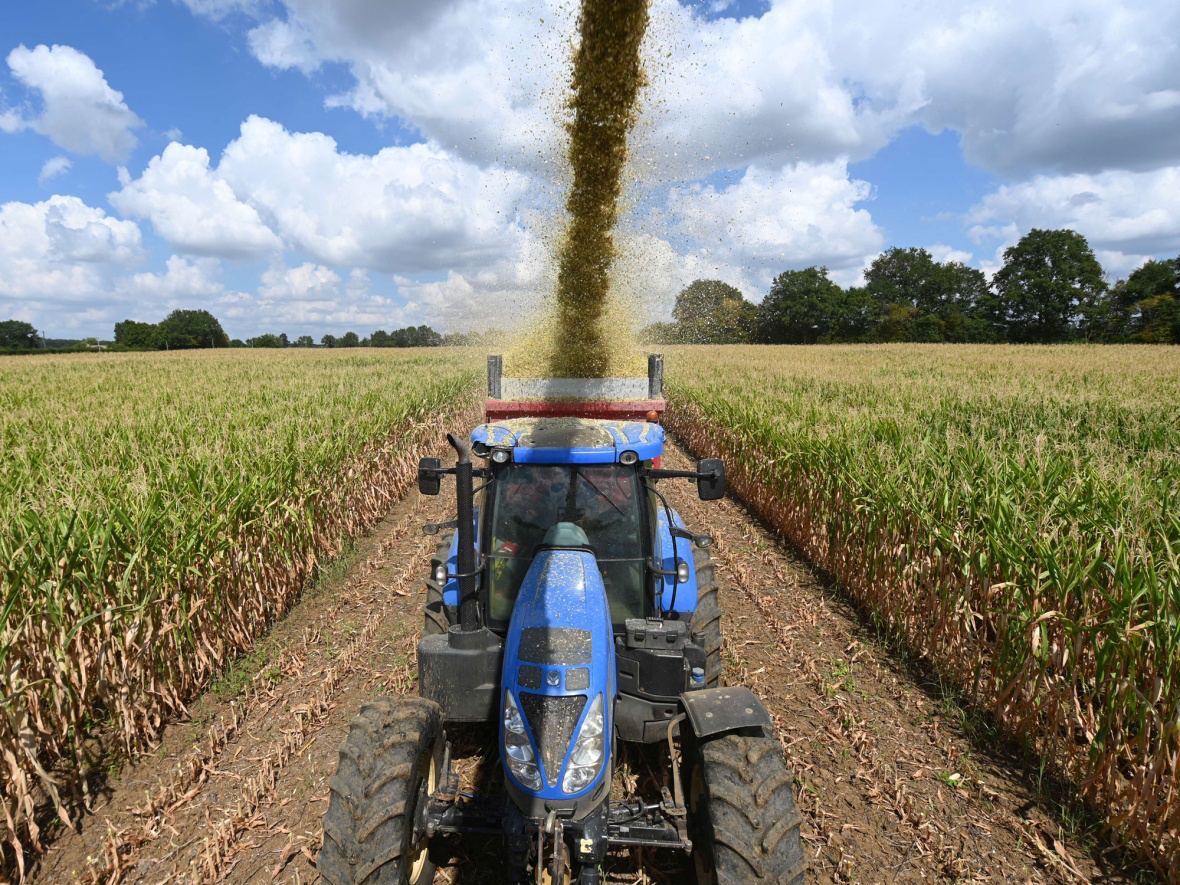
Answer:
[[689, 548, 723, 688], [691, 731, 804, 884], [319, 698, 442, 885]]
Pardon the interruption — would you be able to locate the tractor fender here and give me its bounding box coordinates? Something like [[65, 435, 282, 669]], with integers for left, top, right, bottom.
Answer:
[[679, 686, 771, 740]]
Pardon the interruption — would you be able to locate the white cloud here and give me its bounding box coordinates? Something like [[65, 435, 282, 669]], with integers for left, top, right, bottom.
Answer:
[[927, 243, 973, 266], [259, 262, 341, 300], [38, 156, 72, 185], [216, 115, 531, 272], [392, 226, 552, 331], [0, 195, 142, 305], [240, 261, 414, 333], [246, 19, 320, 73], [663, 160, 885, 277], [833, 1, 1180, 177], [245, 0, 574, 172], [968, 166, 1180, 276], [110, 141, 283, 259], [232, 0, 1179, 183], [2, 44, 143, 163], [126, 255, 226, 301], [176, 0, 264, 20]]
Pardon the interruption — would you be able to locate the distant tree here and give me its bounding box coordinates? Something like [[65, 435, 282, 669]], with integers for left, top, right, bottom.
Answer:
[[939, 262, 1000, 341], [871, 302, 919, 343], [321, 334, 337, 348], [158, 309, 229, 349], [370, 329, 391, 347], [756, 268, 844, 344], [387, 325, 444, 347], [230, 339, 247, 348], [865, 248, 945, 316], [863, 249, 996, 342], [247, 333, 286, 348], [279, 332, 289, 347], [1130, 293, 1180, 343], [294, 335, 314, 347], [639, 322, 682, 344], [669, 280, 756, 343], [1096, 257, 1180, 343], [339, 331, 360, 347], [993, 229, 1105, 343], [0, 319, 40, 349], [114, 319, 161, 350], [825, 286, 877, 342]]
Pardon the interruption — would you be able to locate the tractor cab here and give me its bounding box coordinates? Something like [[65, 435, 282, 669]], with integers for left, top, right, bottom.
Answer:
[[473, 417, 664, 628]]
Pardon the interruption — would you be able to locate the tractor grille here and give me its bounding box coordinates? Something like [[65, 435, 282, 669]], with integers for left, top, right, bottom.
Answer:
[[520, 693, 586, 787], [519, 627, 592, 665]]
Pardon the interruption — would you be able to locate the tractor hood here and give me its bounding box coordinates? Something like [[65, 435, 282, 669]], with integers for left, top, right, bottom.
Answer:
[[499, 523, 614, 810]]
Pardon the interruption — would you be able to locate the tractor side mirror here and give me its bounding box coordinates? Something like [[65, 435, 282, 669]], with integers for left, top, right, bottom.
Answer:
[[418, 457, 442, 496], [697, 458, 725, 501]]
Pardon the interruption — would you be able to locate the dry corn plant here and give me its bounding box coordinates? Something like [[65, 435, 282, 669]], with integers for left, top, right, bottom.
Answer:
[[0, 348, 482, 879], [663, 344, 1180, 877]]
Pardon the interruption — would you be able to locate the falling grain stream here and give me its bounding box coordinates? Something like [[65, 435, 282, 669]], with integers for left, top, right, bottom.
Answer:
[[550, 0, 649, 378]]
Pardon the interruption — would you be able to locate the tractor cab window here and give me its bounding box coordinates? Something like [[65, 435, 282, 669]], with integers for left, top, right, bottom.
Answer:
[[487, 463, 646, 626]]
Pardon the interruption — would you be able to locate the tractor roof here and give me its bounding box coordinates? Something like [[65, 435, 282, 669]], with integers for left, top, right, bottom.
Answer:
[[471, 417, 664, 465]]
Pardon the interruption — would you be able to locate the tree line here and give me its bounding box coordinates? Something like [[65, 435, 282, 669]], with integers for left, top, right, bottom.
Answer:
[[0, 309, 460, 352], [644, 229, 1180, 345], [114, 311, 453, 350]]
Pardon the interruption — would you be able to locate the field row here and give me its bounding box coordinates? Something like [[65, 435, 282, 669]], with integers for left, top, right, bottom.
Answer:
[[664, 344, 1180, 874], [0, 349, 480, 875]]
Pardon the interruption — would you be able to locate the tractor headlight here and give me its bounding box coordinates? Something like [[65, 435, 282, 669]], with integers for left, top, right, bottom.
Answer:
[[503, 691, 541, 789], [491, 448, 511, 464], [433, 563, 447, 585], [561, 695, 604, 794]]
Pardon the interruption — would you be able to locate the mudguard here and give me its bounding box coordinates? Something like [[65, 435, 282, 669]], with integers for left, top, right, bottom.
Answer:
[[680, 686, 772, 739]]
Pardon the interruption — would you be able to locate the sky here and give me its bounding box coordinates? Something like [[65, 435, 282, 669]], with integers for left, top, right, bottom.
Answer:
[[1, 0, 1178, 340]]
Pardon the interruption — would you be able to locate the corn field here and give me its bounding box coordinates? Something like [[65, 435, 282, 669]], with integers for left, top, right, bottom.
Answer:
[[665, 344, 1180, 876], [0, 348, 480, 877]]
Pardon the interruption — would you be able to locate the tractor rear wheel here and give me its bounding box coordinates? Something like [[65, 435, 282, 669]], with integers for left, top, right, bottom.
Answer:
[[689, 547, 723, 687], [686, 729, 805, 884], [423, 533, 453, 636], [319, 698, 444, 885]]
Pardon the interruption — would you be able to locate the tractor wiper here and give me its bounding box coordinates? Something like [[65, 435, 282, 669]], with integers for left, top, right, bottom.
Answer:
[[579, 472, 625, 518]]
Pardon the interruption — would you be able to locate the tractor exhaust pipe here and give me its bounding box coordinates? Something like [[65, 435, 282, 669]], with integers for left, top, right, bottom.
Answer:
[[447, 433, 480, 632]]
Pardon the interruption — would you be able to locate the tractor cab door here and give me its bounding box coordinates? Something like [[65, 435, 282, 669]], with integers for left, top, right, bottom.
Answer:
[[485, 463, 649, 627]]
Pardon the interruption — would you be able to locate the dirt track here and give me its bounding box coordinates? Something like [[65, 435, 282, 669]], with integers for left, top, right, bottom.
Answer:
[[29, 441, 1137, 884]]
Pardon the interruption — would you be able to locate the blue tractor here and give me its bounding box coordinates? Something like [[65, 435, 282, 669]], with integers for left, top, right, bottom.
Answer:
[[319, 357, 804, 884]]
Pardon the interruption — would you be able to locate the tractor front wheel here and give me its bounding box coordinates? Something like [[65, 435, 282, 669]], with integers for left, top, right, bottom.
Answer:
[[689, 547, 723, 687], [319, 698, 444, 884], [686, 729, 805, 884]]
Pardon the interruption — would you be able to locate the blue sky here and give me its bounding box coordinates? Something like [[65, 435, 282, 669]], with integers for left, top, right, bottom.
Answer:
[[2, 0, 1178, 339]]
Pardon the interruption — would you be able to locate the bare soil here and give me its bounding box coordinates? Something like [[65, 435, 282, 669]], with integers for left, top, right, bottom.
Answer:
[[28, 442, 1142, 884]]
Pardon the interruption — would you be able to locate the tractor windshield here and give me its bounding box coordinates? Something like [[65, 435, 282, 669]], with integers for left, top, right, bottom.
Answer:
[[486, 463, 646, 626]]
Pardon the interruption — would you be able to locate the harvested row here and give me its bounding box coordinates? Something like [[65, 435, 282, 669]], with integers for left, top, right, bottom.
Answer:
[[664, 344, 1180, 877], [0, 348, 479, 878]]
